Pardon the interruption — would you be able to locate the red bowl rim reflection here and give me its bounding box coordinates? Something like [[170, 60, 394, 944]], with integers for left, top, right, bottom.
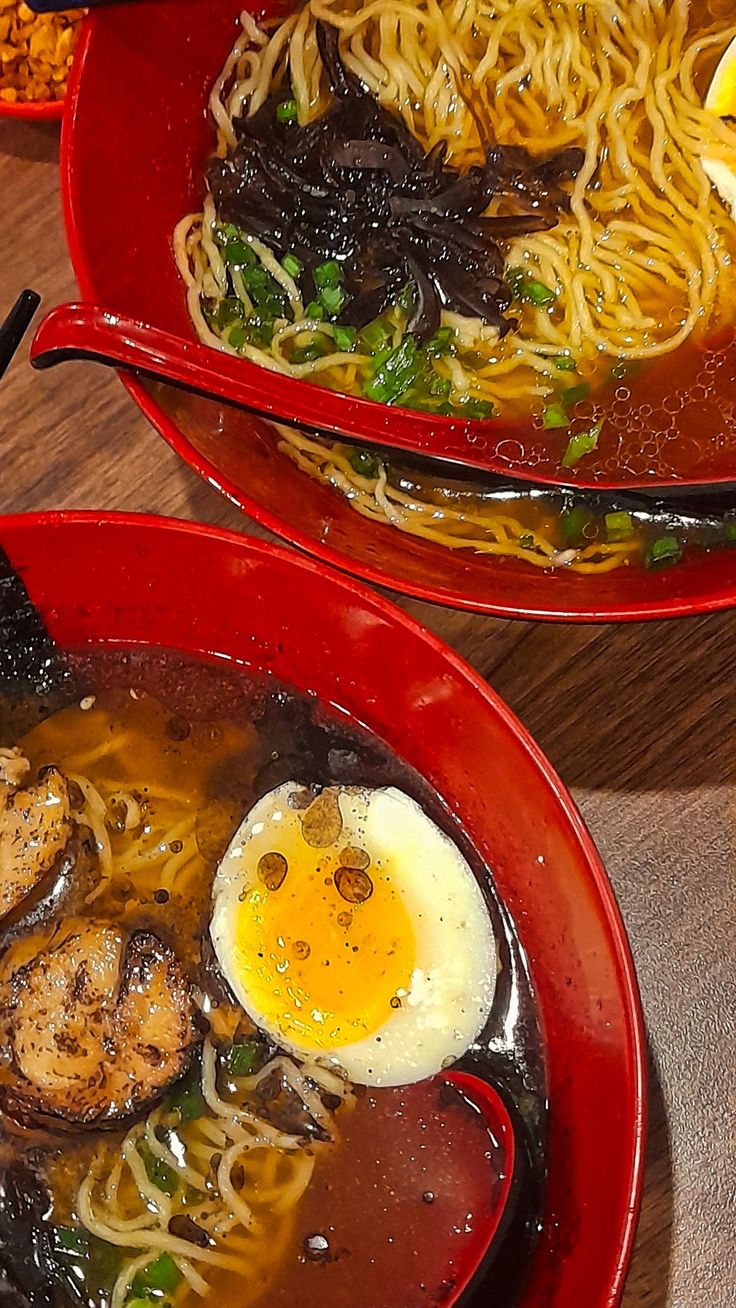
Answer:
[[0, 509, 647, 1306], [62, 11, 736, 621]]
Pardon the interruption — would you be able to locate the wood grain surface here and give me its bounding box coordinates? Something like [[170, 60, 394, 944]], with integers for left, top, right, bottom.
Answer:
[[1, 118, 735, 1308]]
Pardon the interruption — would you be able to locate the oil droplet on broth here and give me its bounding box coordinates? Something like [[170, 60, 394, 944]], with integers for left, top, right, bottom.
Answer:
[[335, 866, 373, 904], [257, 851, 288, 891], [300, 789, 343, 848]]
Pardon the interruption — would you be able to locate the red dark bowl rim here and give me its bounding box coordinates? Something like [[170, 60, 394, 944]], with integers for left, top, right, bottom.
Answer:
[[0, 508, 647, 1305], [60, 13, 736, 622]]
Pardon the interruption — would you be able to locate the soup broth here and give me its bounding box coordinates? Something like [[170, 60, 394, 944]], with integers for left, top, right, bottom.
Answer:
[[0, 648, 545, 1308]]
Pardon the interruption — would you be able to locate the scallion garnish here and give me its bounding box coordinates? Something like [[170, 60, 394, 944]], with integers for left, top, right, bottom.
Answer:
[[542, 403, 569, 430], [350, 448, 379, 477], [455, 396, 495, 419], [359, 318, 392, 354], [645, 535, 682, 569], [276, 98, 298, 123], [313, 260, 342, 290], [424, 326, 456, 357], [561, 422, 602, 467], [605, 510, 634, 542], [506, 266, 556, 306], [281, 252, 302, 278], [319, 284, 346, 315], [304, 300, 325, 321], [333, 324, 357, 352], [202, 296, 244, 331], [131, 1254, 182, 1298], [561, 382, 590, 408], [223, 1040, 260, 1078], [560, 505, 591, 544], [136, 1142, 178, 1197], [292, 333, 332, 363], [724, 518, 736, 542], [552, 354, 576, 372], [364, 336, 421, 404]]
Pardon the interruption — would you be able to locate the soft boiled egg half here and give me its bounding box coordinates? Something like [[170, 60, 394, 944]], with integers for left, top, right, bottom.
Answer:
[[210, 782, 498, 1087], [703, 35, 736, 217]]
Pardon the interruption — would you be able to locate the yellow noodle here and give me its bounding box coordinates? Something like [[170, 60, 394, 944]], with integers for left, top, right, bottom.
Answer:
[[80, 1038, 346, 1308]]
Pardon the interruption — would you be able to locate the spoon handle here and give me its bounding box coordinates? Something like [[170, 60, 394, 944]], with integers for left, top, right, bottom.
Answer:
[[30, 301, 531, 479]]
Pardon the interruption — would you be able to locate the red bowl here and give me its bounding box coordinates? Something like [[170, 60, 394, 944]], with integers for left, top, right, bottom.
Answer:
[[0, 510, 645, 1307], [0, 96, 63, 119], [61, 0, 736, 619]]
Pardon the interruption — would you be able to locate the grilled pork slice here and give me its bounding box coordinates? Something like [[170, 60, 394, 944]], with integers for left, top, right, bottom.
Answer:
[[0, 768, 72, 923], [3, 922, 200, 1126]]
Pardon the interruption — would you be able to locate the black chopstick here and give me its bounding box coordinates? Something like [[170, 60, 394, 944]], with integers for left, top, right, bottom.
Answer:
[[0, 290, 41, 382]]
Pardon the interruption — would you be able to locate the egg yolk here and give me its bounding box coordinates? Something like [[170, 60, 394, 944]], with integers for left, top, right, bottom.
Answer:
[[232, 829, 416, 1052]]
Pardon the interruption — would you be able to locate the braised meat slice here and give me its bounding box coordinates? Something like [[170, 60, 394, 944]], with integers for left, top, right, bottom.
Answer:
[[0, 768, 71, 923], [2, 922, 200, 1126]]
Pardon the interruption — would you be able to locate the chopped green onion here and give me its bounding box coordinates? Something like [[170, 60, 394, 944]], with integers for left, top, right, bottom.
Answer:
[[456, 397, 495, 419], [333, 325, 357, 352], [562, 422, 602, 468], [227, 325, 246, 349], [222, 239, 254, 270], [240, 264, 287, 318], [518, 533, 535, 549], [560, 506, 591, 545], [645, 535, 682, 570], [126, 1298, 163, 1308], [359, 318, 392, 354], [202, 296, 244, 332], [54, 1226, 89, 1256], [561, 382, 590, 408], [424, 326, 456, 358], [223, 1040, 260, 1078], [276, 98, 298, 122], [215, 222, 240, 244], [349, 448, 379, 478], [552, 354, 576, 372], [137, 1142, 178, 1198], [723, 517, 736, 542], [605, 510, 635, 542], [319, 284, 346, 316], [131, 1254, 182, 1299], [364, 336, 421, 404], [428, 373, 452, 399], [506, 266, 556, 307], [164, 1071, 205, 1123], [304, 300, 325, 321], [281, 253, 303, 278], [313, 260, 342, 290], [542, 403, 569, 430], [292, 334, 332, 363]]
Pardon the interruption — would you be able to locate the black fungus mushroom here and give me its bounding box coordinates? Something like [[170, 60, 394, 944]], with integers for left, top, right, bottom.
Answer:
[[207, 21, 584, 342]]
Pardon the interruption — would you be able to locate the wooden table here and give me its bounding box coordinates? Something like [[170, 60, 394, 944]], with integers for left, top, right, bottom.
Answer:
[[2, 116, 734, 1308]]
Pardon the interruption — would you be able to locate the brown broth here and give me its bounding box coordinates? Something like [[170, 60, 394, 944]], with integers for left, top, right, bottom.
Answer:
[[0, 648, 546, 1308]]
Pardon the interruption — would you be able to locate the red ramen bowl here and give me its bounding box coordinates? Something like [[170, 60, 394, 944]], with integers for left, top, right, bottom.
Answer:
[[0, 510, 645, 1307], [61, 0, 736, 618]]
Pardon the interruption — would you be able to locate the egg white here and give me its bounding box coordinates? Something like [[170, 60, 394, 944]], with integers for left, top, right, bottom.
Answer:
[[704, 35, 736, 217], [210, 782, 498, 1087]]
